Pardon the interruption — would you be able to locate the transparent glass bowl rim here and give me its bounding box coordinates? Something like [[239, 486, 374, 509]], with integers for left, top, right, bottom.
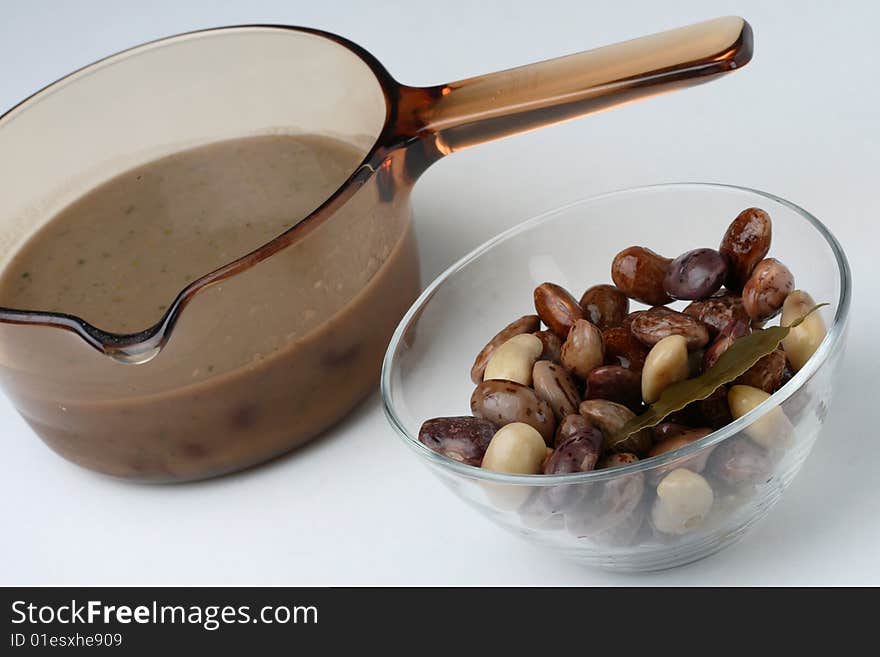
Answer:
[[381, 182, 852, 486]]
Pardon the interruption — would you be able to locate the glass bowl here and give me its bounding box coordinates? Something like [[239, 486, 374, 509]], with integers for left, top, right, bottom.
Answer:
[[381, 183, 850, 572]]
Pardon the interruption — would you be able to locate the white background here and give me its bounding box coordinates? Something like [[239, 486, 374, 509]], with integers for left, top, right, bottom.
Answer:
[[1, 0, 877, 585]]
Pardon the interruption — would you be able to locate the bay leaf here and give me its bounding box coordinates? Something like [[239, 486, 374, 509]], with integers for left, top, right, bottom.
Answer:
[[609, 304, 827, 447]]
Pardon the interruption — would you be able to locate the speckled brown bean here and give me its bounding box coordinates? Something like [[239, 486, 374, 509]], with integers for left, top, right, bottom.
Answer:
[[602, 326, 650, 372], [470, 380, 557, 445], [533, 360, 581, 421], [649, 427, 713, 461], [663, 248, 728, 301], [736, 349, 787, 393], [418, 416, 496, 466], [620, 310, 648, 331], [470, 315, 541, 384], [584, 365, 643, 412], [534, 283, 586, 339], [708, 438, 773, 487], [533, 330, 563, 364], [719, 207, 772, 291], [683, 292, 748, 339], [652, 422, 694, 442], [703, 317, 751, 370], [545, 415, 604, 474], [598, 452, 640, 469], [630, 306, 710, 350], [611, 246, 673, 306], [567, 454, 645, 544], [742, 258, 794, 322], [578, 284, 629, 330], [648, 427, 714, 484], [560, 319, 605, 380], [579, 398, 652, 455]]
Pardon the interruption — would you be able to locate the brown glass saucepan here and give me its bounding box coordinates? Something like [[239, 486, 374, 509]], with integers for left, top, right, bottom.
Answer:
[[0, 18, 752, 481]]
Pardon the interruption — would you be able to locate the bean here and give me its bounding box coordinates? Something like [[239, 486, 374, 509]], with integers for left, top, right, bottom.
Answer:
[[533, 360, 581, 421], [708, 437, 772, 487], [598, 452, 640, 469], [630, 306, 710, 350], [533, 330, 563, 364], [560, 318, 604, 380], [687, 348, 705, 378], [567, 455, 645, 543], [544, 415, 603, 474], [470, 380, 557, 445], [610, 246, 672, 306], [470, 315, 540, 384], [703, 317, 751, 370], [683, 292, 748, 339], [620, 310, 648, 330], [652, 422, 694, 442], [781, 290, 827, 371], [649, 427, 713, 459], [602, 326, 649, 371], [641, 335, 689, 403], [697, 385, 734, 429], [651, 468, 714, 535], [584, 365, 643, 412], [579, 284, 629, 329], [735, 348, 787, 393], [483, 333, 543, 386], [742, 258, 794, 322], [579, 398, 652, 455], [719, 207, 772, 291], [727, 384, 792, 450], [663, 248, 728, 300], [481, 423, 547, 474], [418, 416, 496, 466], [647, 427, 714, 484], [534, 282, 586, 339]]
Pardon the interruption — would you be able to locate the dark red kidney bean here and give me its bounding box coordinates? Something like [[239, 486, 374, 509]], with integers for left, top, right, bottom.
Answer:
[[602, 326, 650, 372], [709, 438, 773, 486], [470, 315, 541, 384], [697, 386, 733, 429], [663, 248, 728, 301], [418, 416, 496, 466], [703, 317, 751, 370], [742, 258, 794, 322], [578, 284, 629, 330], [545, 415, 603, 473], [585, 365, 643, 412], [630, 306, 710, 350], [719, 207, 772, 291], [610, 246, 672, 306], [470, 379, 557, 445], [534, 283, 586, 339], [665, 385, 732, 429], [533, 330, 563, 364], [735, 349, 787, 393], [683, 292, 749, 339]]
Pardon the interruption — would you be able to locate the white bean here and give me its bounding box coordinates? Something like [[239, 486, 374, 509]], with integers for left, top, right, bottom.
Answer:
[[641, 334, 689, 403], [483, 333, 543, 386], [651, 468, 714, 535], [781, 290, 827, 371], [481, 422, 547, 474], [728, 384, 792, 450]]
